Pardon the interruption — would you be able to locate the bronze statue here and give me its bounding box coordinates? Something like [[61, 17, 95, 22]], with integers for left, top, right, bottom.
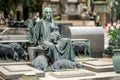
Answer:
[[32, 7, 75, 63], [31, 7, 90, 71]]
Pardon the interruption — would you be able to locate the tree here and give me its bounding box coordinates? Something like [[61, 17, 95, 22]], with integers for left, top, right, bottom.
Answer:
[[0, 0, 43, 20], [28, 0, 43, 15], [115, 0, 120, 21], [23, 0, 43, 19], [0, 0, 14, 13]]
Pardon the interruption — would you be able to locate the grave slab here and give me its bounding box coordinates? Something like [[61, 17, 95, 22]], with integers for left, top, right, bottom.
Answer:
[[49, 69, 95, 79], [81, 60, 114, 72], [0, 65, 45, 80], [40, 71, 120, 80]]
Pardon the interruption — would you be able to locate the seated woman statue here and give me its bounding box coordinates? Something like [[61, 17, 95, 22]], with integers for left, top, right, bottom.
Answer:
[[32, 7, 75, 63]]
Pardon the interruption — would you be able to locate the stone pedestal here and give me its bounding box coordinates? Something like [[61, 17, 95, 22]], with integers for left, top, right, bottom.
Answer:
[[0, 65, 45, 80], [28, 47, 37, 61]]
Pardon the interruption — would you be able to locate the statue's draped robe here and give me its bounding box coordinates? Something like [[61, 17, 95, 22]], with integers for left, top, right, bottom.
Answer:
[[27, 19, 35, 44], [33, 19, 75, 63]]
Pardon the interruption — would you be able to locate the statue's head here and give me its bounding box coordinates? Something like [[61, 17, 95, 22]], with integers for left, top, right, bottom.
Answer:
[[43, 7, 53, 21]]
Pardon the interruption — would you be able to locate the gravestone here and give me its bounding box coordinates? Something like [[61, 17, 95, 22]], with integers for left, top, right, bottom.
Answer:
[[82, 60, 114, 72], [0, 65, 44, 80], [49, 69, 95, 79], [68, 27, 104, 58]]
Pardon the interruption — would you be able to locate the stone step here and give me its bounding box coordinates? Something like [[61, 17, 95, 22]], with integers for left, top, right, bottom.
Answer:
[[81, 60, 114, 72], [75, 57, 98, 62]]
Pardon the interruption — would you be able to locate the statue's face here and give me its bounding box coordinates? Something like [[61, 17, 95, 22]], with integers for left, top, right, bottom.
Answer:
[[44, 7, 52, 21]]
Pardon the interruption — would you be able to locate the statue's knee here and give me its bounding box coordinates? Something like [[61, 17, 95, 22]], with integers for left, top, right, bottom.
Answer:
[[63, 38, 71, 42]]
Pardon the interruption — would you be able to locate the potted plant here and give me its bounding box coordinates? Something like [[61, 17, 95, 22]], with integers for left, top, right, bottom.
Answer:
[[105, 22, 120, 73]]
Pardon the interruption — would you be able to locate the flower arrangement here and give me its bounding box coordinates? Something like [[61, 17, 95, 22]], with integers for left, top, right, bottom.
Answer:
[[105, 22, 120, 49]]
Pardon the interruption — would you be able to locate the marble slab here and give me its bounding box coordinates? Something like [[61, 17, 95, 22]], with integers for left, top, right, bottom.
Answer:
[[40, 71, 120, 80], [3, 65, 32, 72], [0, 65, 45, 79], [81, 61, 114, 72], [75, 57, 98, 62], [49, 69, 95, 79], [82, 61, 113, 66]]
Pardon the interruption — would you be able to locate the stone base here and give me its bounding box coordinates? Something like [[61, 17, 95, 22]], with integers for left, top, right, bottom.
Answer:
[[0, 65, 44, 80], [82, 60, 114, 72], [28, 47, 37, 61]]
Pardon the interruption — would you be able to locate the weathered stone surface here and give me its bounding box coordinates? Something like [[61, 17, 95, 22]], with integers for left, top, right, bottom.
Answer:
[[40, 69, 120, 80], [82, 60, 114, 72], [49, 69, 95, 79], [68, 27, 104, 58], [0, 61, 31, 65], [0, 65, 44, 80], [3, 65, 32, 72], [82, 61, 112, 66], [18, 75, 39, 80]]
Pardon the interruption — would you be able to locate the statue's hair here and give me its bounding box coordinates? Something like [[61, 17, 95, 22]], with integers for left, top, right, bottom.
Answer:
[[43, 6, 52, 13], [43, 7, 53, 22]]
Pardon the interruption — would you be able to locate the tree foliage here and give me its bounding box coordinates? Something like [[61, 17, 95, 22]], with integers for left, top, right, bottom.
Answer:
[[0, 0, 43, 14], [0, 0, 15, 13], [24, 0, 43, 13], [115, 0, 120, 21]]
